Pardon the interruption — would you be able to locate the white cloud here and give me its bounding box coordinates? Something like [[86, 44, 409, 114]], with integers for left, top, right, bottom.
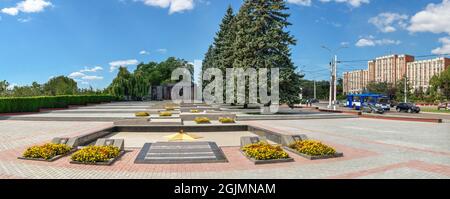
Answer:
[[69, 66, 104, 81], [288, 0, 369, 7], [109, 59, 139, 72], [68, 72, 86, 79], [140, 0, 194, 14], [408, 0, 450, 35], [369, 12, 409, 33], [18, 17, 32, 23], [156, 48, 168, 53], [1, 0, 52, 16], [81, 76, 104, 81], [356, 36, 401, 47], [139, 50, 150, 55], [408, 0, 450, 54], [318, 0, 369, 8], [287, 0, 312, 6], [432, 37, 450, 54], [340, 42, 350, 46], [356, 38, 375, 47], [80, 66, 103, 73], [1, 7, 19, 16]]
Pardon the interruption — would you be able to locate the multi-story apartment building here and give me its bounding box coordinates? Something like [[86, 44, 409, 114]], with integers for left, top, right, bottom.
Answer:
[[373, 54, 414, 84], [343, 54, 449, 94], [343, 70, 369, 94], [407, 57, 450, 91], [396, 55, 416, 82]]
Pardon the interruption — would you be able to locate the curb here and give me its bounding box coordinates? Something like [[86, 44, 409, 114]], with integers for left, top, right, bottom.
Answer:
[[318, 109, 362, 115], [360, 115, 442, 123]]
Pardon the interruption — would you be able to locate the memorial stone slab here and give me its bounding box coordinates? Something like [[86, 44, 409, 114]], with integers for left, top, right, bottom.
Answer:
[[280, 134, 308, 146], [95, 139, 125, 151], [240, 136, 263, 147], [51, 137, 70, 145]]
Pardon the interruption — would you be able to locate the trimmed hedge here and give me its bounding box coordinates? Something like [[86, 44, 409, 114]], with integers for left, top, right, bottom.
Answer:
[[0, 95, 116, 113]]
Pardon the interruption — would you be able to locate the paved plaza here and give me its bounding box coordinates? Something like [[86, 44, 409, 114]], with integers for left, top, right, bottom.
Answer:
[[0, 102, 449, 179]]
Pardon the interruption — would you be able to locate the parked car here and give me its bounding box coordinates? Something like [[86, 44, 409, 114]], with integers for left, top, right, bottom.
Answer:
[[396, 103, 421, 113], [390, 101, 399, 108], [309, 99, 320, 104], [362, 104, 385, 114], [438, 102, 450, 110]]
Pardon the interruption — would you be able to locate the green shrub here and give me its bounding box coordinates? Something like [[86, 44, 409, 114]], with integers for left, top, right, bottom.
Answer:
[[289, 140, 336, 156], [0, 95, 116, 113], [242, 142, 289, 160], [23, 143, 72, 160], [71, 146, 120, 163]]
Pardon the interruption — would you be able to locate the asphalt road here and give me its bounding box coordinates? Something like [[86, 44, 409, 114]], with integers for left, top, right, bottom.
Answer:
[[312, 102, 450, 121]]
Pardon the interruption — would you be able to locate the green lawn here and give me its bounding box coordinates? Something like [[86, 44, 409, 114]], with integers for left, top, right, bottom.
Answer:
[[420, 107, 450, 114]]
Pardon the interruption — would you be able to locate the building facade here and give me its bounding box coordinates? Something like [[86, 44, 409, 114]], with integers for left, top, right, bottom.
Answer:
[[407, 57, 450, 91], [343, 54, 449, 94], [372, 54, 414, 84], [343, 70, 369, 94]]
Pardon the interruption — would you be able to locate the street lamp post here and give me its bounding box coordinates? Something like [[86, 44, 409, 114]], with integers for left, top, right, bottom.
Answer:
[[321, 45, 348, 110]]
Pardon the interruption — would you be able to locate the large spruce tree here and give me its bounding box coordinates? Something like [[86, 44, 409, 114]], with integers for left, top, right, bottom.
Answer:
[[213, 6, 236, 72], [232, 0, 302, 107], [202, 45, 216, 89]]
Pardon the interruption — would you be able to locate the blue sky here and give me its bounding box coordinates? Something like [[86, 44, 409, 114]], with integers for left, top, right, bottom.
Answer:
[[1, 0, 449, 89]]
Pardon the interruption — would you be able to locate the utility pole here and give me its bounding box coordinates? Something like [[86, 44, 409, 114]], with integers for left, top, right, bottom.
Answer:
[[314, 80, 317, 99], [404, 77, 408, 103], [328, 61, 333, 109], [333, 55, 338, 110], [321, 45, 348, 110]]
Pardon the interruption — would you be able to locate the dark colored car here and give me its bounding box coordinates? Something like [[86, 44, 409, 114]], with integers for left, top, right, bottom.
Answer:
[[438, 102, 450, 110], [362, 104, 385, 114], [396, 103, 420, 113], [308, 99, 320, 104]]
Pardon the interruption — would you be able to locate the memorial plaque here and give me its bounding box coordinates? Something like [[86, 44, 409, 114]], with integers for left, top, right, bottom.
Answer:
[[51, 138, 69, 145], [280, 134, 308, 146], [240, 136, 263, 147], [95, 139, 125, 151]]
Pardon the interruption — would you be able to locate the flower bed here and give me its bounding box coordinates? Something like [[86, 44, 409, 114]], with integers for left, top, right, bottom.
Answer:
[[286, 140, 343, 160], [20, 143, 73, 162], [194, 117, 211, 124], [190, 109, 200, 113], [219, 117, 235, 123], [70, 146, 123, 165], [159, 111, 173, 117], [135, 112, 150, 117], [241, 142, 293, 164]]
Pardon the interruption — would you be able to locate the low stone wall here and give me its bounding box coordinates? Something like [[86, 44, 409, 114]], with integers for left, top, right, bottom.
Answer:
[[360, 114, 443, 123], [66, 126, 115, 147], [180, 107, 221, 112], [247, 125, 285, 144], [318, 108, 362, 115], [180, 113, 237, 121], [115, 125, 248, 133]]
